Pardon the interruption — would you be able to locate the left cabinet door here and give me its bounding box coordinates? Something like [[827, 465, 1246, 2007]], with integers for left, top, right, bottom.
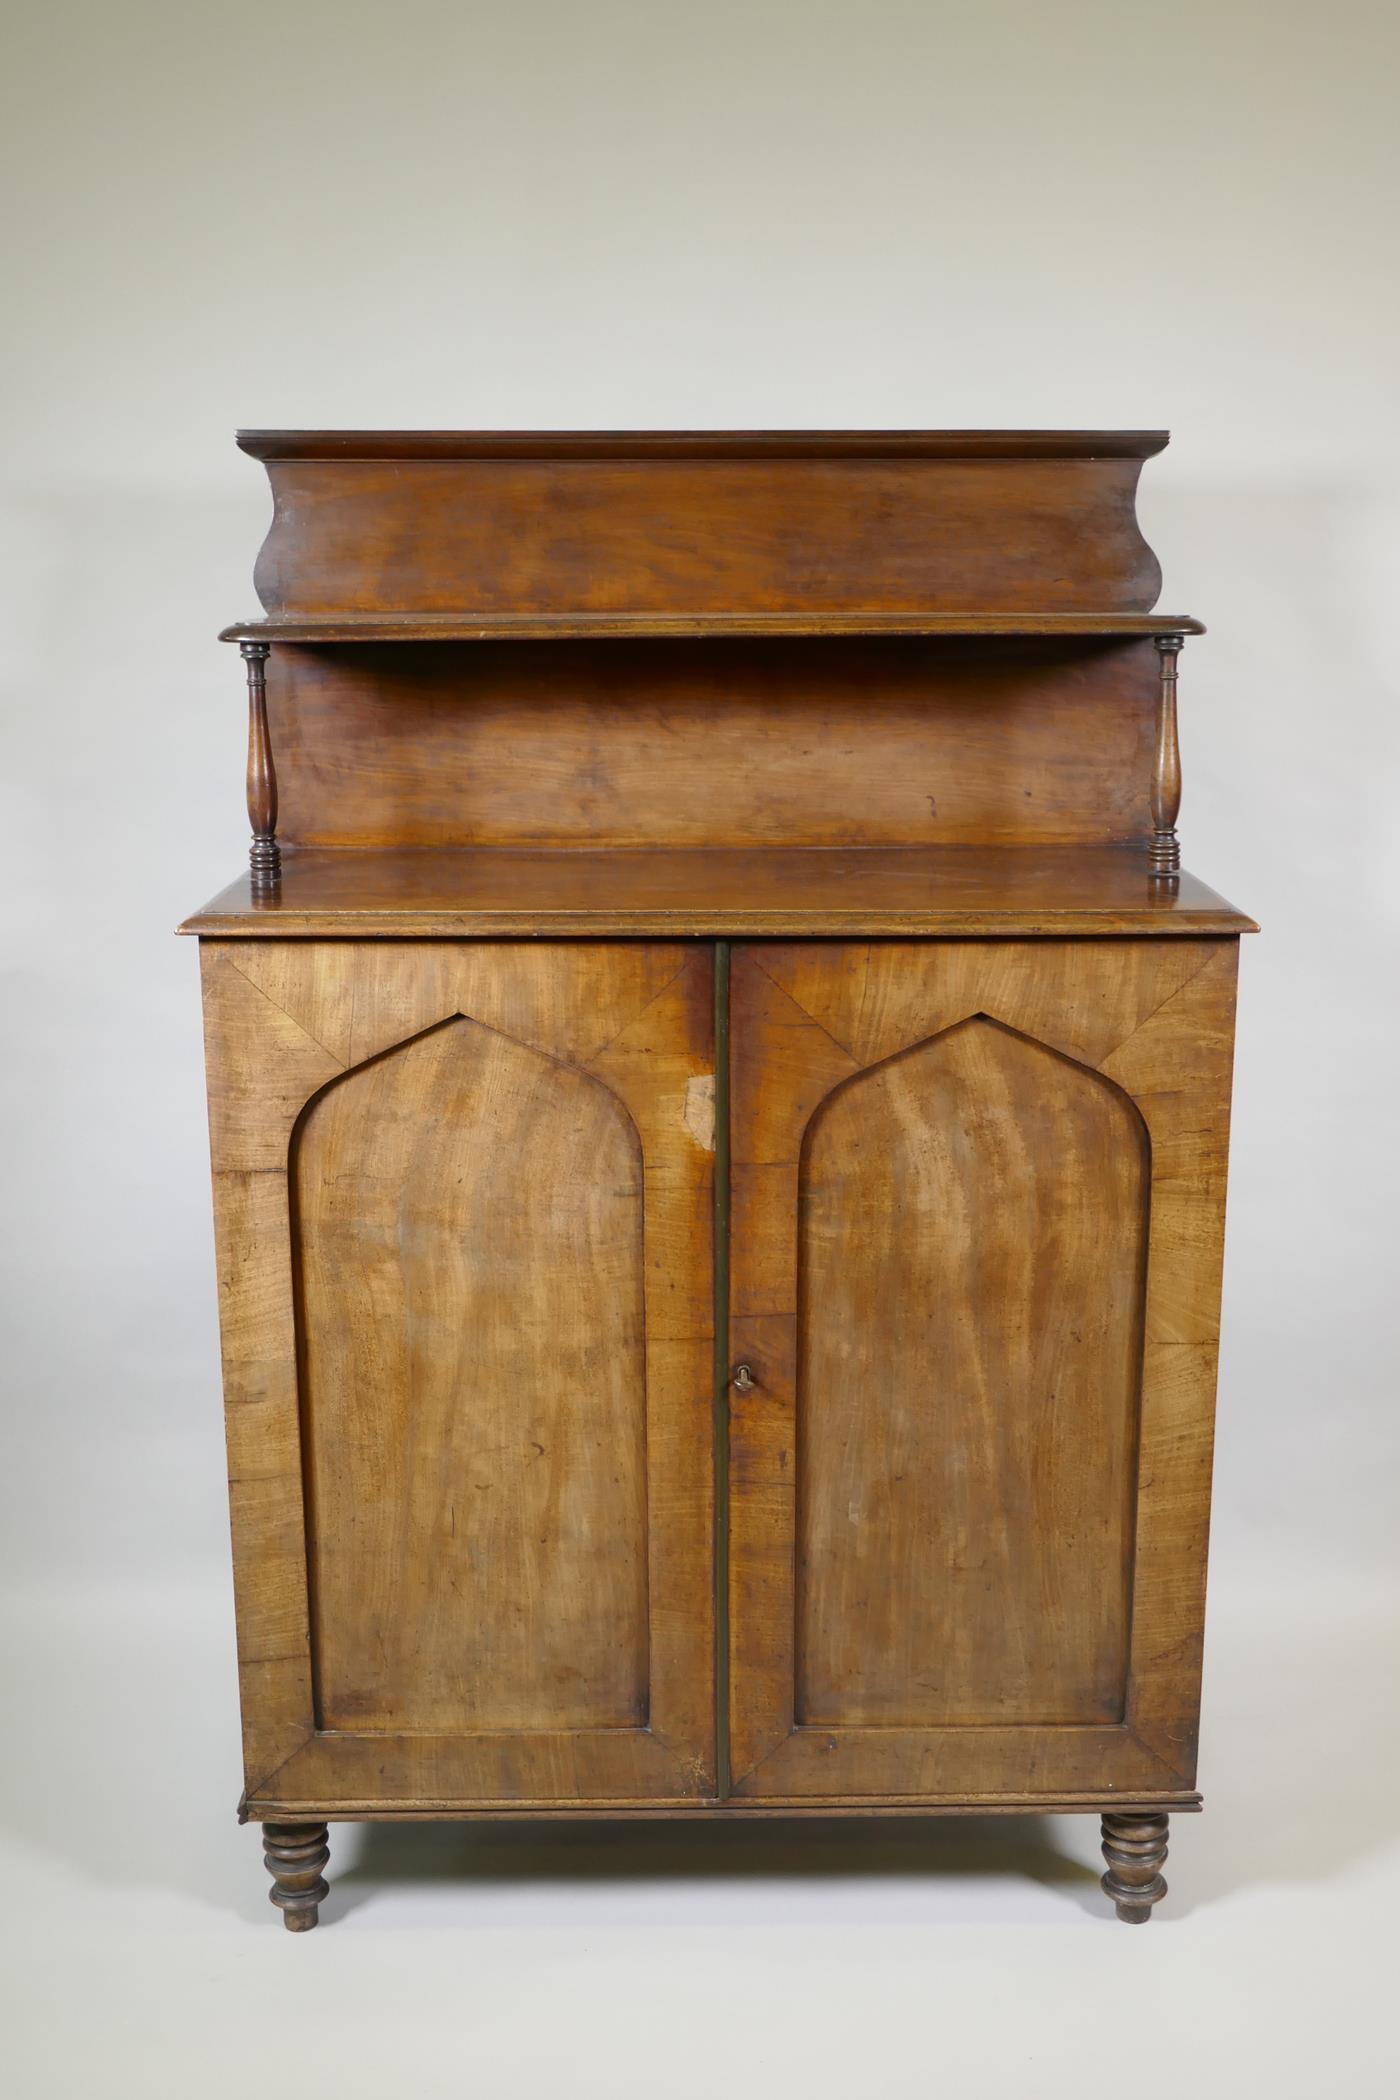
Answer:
[[200, 939, 717, 1813]]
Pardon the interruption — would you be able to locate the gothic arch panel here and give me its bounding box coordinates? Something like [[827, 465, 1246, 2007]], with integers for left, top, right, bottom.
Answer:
[[796, 1014, 1149, 1728], [292, 1015, 648, 1734]]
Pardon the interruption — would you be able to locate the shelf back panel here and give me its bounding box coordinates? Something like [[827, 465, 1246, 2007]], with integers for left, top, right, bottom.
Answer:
[[265, 637, 1158, 850]]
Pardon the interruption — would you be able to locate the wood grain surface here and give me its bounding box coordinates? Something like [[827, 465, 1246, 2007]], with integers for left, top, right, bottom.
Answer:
[[295, 1015, 648, 1733], [181, 846, 1256, 941], [242, 437, 1165, 618], [252, 637, 1162, 851], [796, 1015, 1147, 1729]]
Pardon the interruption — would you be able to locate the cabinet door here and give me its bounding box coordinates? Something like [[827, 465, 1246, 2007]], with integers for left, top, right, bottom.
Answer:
[[727, 939, 1237, 1802], [201, 939, 716, 1812]]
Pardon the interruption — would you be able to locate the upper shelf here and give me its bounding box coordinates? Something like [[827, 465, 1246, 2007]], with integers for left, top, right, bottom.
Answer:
[[206, 432, 1236, 911], [220, 612, 1206, 644], [238, 428, 1176, 626]]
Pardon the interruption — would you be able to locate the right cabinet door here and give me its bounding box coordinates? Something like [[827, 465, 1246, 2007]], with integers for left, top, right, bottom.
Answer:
[[727, 938, 1238, 1802]]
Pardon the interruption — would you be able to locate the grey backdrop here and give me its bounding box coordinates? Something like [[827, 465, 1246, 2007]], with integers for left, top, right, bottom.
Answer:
[[3, 4, 1396, 2095]]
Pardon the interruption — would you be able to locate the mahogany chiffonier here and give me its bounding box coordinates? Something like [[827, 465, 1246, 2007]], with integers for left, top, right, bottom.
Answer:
[[181, 430, 1255, 1929]]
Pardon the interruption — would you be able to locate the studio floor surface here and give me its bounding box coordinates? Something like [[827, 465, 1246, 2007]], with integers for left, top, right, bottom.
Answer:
[[2, 1565, 1395, 2099]]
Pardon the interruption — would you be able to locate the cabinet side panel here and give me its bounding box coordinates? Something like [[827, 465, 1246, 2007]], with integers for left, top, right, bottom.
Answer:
[[294, 1015, 649, 1733], [796, 1016, 1148, 1727]]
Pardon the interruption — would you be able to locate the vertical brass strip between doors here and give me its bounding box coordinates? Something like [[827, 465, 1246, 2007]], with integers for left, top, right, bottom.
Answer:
[[712, 939, 732, 1799]]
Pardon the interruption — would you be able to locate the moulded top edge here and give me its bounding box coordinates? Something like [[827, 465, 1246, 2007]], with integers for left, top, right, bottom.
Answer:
[[218, 612, 1206, 642], [235, 429, 1172, 463]]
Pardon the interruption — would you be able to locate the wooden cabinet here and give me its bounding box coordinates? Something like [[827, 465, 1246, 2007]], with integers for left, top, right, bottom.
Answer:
[[184, 431, 1254, 1927]]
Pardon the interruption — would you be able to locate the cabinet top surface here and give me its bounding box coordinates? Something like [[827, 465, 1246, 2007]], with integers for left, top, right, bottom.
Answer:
[[179, 846, 1256, 939], [237, 429, 1171, 462]]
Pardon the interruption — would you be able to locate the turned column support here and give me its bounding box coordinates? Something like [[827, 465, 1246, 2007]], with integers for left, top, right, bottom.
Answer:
[[241, 639, 281, 894], [1100, 1811, 1169, 1923], [262, 1821, 330, 1931], [1149, 634, 1183, 882]]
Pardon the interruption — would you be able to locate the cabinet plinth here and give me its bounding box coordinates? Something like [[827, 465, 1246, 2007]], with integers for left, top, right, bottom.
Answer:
[[185, 430, 1252, 1927]]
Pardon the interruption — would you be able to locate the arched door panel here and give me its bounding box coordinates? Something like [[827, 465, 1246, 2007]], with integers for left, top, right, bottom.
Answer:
[[796, 1015, 1146, 1729], [294, 1015, 649, 1735]]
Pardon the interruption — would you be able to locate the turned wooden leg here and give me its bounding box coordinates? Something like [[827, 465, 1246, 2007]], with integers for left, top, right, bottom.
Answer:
[[1100, 1812, 1169, 1924], [262, 1822, 330, 1932]]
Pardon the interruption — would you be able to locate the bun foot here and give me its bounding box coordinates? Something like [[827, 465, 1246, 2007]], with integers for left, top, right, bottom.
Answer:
[[1100, 1812, 1169, 1924], [262, 1822, 330, 1932]]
